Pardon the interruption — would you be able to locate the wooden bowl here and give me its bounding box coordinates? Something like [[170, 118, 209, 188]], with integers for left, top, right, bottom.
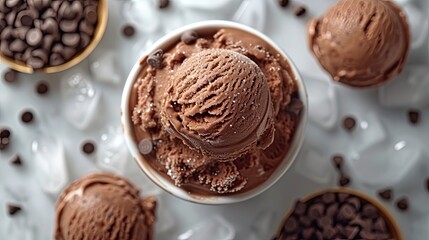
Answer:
[[0, 0, 108, 74]]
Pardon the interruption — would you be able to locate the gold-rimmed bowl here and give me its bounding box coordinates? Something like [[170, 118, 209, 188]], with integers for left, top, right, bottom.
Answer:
[[274, 188, 403, 240], [0, 0, 108, 74]]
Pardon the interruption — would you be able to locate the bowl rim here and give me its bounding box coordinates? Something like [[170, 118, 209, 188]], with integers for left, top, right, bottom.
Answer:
[[0, 0, 108, 74], [274, 188, 404, 240], [121, 20, 308, 205]]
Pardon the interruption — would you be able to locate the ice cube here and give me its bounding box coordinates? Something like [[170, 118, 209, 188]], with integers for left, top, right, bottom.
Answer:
[[402, 3, 429, 49], [122, 0, 160, 33], [60, 72, 100, 130], [177, 215, 235, 240], [348, 140, 422, 187], [350, 112, 388, 153], [294, 145, 334, 184], [379, 66, 429, 108], [304, 74, 338, 129], [32, 135, 68, 196], [97, 126, 130, 174], [176, 0, 234, 10], [233, 0, 267, 32], [249, 210, 276, 240], [89, 50, 122, 85]]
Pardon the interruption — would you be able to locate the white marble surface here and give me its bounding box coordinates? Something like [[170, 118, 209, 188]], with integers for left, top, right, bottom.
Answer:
[[0, 0, 428, 239]]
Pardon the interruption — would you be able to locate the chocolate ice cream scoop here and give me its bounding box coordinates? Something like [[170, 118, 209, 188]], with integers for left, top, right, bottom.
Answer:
[[308, 0, 410, 87], [54, 173, 156, 240], [162, 49, 275, 161]]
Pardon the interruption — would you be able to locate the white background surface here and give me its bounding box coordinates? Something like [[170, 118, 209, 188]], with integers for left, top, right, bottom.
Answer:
[[0, 0, 428, 239]]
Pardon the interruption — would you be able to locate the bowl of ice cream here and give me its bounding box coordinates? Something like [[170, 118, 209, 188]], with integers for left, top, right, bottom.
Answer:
[[0, 0, 108, 74], [308, 0, 410, 88], [274, 188, 403, 240], [121, 20, 308, 204], [54, 172, 156, 240]]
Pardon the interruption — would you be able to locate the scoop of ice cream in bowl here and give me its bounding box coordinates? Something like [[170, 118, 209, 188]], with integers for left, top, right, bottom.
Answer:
[[308, 0, 410, 88], [121, 21, 308, 204]]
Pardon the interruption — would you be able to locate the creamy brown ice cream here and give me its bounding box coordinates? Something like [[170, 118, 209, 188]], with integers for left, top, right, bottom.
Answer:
[[54, 173, 156, 240], [308, 0, 410, 87], [130, 28, 302, 195], [161, 48, 275, 162]]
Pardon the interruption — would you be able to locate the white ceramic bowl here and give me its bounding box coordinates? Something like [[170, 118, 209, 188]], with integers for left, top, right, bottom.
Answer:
[[121, 20, 308, 204]]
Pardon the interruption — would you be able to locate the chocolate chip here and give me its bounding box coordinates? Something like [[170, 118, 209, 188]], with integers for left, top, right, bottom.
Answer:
[[60, 19, 79, 33], [350, 215, 372, 230], [62, 33, 80, 47], [278, 0, 289, 7], [3, 69, 17, 83], [181, 30, 198, 45], [158, 0, 170, 9], [408, 110, 420, 124], [7, 204, 21, 216], [317, 216, 333, 229], [20, 110, 34, 123], [299, 215, 312, 227], [331, 154, 344, 170], [10, 154, 22, 166], [9, 39, 26, 52], [339, 174, 351, 186], [284, 216, 298, 233], [362, 204, 378, 219], [396, 197, 409, 211], [321, 192, 335, 205], [138, 139, 153, 155], [122, 24, 135, 38], [326, 203, 338, 217], [360, 230, 377, 240], [337, 204, 356, 222], [82, 141, 95, 154], [26, 57, 44, 69], [347, 197, 361, 211], [293, 200, 307, 216], [147, 49, 164, 69], [337, 193, 349, 202], [322, 226, 338, 239], [36, 81, 49, 95], [84, 5, 98, 24], [378, 188, 393, 200], [0, 128, 10, 138], [374, 217, 387, 232], [301, 228, 315, 239], [342, 116, 356, 131], [343, 226, 359, 239], [308, 203, 325, 220], [26, 28, 43, 47], [294, 6, 307, 17]]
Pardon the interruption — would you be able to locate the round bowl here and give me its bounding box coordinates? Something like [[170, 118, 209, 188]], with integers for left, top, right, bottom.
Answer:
[[274, 188, 403, 239], [0, 0, 108, 74], [121, 20, 308, 204]]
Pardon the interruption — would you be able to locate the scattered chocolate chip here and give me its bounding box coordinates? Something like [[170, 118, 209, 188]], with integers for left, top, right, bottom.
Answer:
[[378, 188, 393, 200], [147, 49, 164, 69], [7, 203, 21, 216], [122, 24, 135, 38], [343, 116, 356, 131], [82, 141, 95, 154], [339, 174, 351, 186], [278, 0, 289, 7], [3, 69, 17, 83], [36, 81, 49, 95], [396, 197, 409, 211], [138, 139, 153, 155], [294, 5, 307, 17], [181, 30, 198, 45], [172, 102, 181, 112], [0, 128, 11, 138], [20, 110, 34, 123], [408, 110, 420, 124], [331, 154, 344, 170], [158, 0, 170, 9], [10, 154, 22, 166]]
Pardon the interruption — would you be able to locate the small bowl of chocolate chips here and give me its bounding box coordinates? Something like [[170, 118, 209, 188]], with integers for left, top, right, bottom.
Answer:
[[0, 0, 108, 73], [274, 188, 403, 240]]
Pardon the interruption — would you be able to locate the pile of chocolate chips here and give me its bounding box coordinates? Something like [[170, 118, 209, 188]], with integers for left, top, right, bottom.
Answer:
[[0, 0, 99, 69], [277, 192, 393, 240]]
